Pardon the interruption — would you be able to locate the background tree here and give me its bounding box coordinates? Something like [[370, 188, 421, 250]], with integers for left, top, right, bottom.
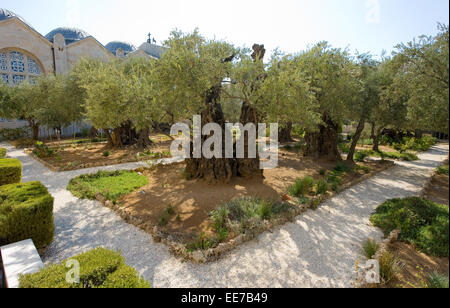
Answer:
[[346, 53, 378, 162], [395, 23, 449, 136], [74, 57, 160, 148], [296, 42, 358, 160]]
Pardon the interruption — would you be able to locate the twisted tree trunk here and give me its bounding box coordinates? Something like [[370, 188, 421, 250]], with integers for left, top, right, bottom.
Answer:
[[106, 121, 153, 149], [304, 113, 341, 161], [279, 122, 293, 143], [236, 101, 263, 178], [185, 86, 237, 183]]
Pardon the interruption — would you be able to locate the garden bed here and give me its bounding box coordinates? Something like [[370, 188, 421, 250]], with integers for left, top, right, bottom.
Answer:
[[382, 242, 449, 288], [70, 149, 394, 263], [25, 134, 173, 171], [422, 160, 449, 206]]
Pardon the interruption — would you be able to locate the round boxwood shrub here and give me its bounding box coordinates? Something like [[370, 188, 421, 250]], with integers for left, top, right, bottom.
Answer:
[[0, 181, 54, 248], [371, 197, 449, 257], [0, 158, 22, 186], [19, 247, 150, 288]]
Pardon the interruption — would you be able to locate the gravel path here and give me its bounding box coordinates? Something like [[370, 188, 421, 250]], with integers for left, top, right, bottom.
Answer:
[[1, 142, 448, 288]]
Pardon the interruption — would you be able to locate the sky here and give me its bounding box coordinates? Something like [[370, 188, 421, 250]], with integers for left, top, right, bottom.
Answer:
[[2, 0, 449, 57]]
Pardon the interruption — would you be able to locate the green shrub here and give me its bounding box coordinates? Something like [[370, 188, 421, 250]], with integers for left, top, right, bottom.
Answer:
[[339, 143, 350, 154], [288, 176, 314, 197], [437, 165, 449, 175], [211, 197, 293, 235], [354, 151, 368, 162], [0, 148, 5, 158], [357, 149, 419, 161], [315, 180, 328, 195], [32, 142, 57, 158], [333, 162, 352, 173], [371, 197, 449, 257], [19, 247, 150, 288], [354, 164, 371, 174], [0, 158, 22, 186], [0, 128, 30, 141], [393, 136, 437, 153], [427, 271, 449, 289], [102, 151, 111, 157], [362, 238, 378, 259], [67, 170, 148, 203], [0, 181, 54, 248]]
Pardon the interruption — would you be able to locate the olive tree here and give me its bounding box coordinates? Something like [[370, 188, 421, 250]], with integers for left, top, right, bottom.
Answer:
[[74, 57, 161, 148], [295, 42, 359, 160]]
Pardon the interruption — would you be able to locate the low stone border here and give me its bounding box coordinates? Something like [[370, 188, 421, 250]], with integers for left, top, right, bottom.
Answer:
[[27, 150, 177, 172], [94, 160, 395, 264], [356, 229, 400, 287]]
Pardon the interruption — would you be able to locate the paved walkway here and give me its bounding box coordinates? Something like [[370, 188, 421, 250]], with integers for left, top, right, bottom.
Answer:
[[1, 142, 448, 288]]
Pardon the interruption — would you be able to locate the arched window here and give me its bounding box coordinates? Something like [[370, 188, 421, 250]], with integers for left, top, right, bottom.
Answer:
[[0, 49, 43, 85]]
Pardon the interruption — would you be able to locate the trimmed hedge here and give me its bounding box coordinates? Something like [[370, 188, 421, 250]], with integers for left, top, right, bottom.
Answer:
[[0, 158, 22, 186], [0, 181, 54, 248], [0, 148, 6, 158], [371, 197, 449, 257], [19, 248, 150, 288]]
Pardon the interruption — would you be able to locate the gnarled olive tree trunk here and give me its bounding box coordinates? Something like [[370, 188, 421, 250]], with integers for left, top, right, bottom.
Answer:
[[279, 122, 293, 143], [236, 101, 263, 178], [185, 86, 237, 183], [304, 113, 341, 161], [105, 121, 154, 149], [185, 44, 266, 183]]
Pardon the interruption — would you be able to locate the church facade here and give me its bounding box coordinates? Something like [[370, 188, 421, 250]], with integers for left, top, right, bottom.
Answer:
[[0, 8, 164, 137], [0, 8, 163, 86]]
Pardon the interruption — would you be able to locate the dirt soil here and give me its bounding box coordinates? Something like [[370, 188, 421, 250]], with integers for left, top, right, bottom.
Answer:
[[30, 134, 173, 171], [383, 242, 449, 288], [423, 161, 449, 206], [118, 150, 390, 243]]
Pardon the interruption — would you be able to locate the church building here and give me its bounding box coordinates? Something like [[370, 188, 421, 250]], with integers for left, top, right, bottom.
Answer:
[[0, 8, 164, 85]]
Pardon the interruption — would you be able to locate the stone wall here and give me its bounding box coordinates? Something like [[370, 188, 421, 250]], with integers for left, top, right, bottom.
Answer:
[[0, 18, 53, 74]]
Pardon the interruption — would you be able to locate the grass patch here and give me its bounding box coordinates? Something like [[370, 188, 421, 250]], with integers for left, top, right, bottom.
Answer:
[[288, 176, 314, 197], [314, 180, 328, 195], [362, 238, 378, 259], [188, 198, 294, 252], [437, 165, 449, 175], [427, 271, 449, 288], [371, 197, 449, 257], [67, 170, 148, 203], [379, 251, 402, 284], [0, 148, 5, 158], [159, 204, 177, 226]]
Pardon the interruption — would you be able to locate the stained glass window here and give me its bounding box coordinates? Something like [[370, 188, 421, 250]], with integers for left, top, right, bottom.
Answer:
[[1, 74, 8, 84], [27, 57, 41, 75], [0, 53, 7, 71], [12, 74, 25, 85], [0, 49, 42, 85]]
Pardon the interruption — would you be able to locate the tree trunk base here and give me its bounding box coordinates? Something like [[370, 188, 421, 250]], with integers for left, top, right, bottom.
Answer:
[[304, 115, 341, 161]]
